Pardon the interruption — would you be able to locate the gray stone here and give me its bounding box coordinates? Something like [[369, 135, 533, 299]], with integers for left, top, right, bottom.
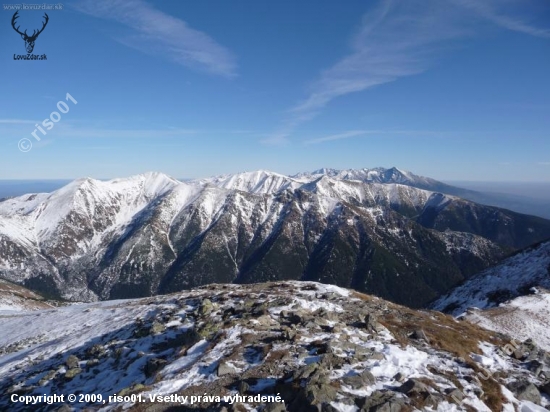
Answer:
[[319, 353, 345, 370], [321, 404, 339, 412], [144, 358, 167, 377], [364, 314, 383, 334], [342, 370, 376, 389], [507, 379, 541, 405], [257, 315, 274, 327], [392, 372, 405, 382], [293, 362, 320, 381], [65, 355, 79, 369], [343, 374, 367, 389], [282, 326, 297, 341], [304, 381, 337, 404], [238, 380, 250, 394], [445, 388, 464, 403], [410, 329, 429, 343], [217, 361, 238, 376], [368, 352, 385, 361], [538, 380, 550, 396], [359, 390, 405, 412], [398, 378, 429, 396], [527, 360, 544, 376]]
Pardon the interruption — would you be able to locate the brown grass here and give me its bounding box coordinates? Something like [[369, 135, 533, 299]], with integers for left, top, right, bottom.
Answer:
[[352, 290, 507, 411]]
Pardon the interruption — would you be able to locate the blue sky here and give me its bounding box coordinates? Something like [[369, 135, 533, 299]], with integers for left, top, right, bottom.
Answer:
[[0, 0, 549, 181]]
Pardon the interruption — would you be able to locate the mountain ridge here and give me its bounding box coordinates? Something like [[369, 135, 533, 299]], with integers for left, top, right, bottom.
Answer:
[[1, 167, 549, 307]]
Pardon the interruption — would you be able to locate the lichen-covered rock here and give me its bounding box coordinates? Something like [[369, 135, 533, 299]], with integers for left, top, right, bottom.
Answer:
[[64, 368, 82, 380], [65, 355, 79, 369]]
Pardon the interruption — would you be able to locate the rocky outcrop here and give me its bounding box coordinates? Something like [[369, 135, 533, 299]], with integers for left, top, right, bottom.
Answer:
[[0, 281, 549, 411]]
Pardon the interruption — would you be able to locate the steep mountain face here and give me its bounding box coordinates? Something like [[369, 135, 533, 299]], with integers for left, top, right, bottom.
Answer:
[[430, 239, 550, 316], [1, 282, 549, 412], [0, 168, 549, 307]]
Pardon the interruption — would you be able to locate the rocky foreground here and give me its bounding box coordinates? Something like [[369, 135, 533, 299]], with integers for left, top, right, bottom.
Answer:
[[0, 281, 549, 411]]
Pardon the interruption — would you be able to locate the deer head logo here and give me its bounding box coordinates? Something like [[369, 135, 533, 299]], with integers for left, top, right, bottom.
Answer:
[[11, 11, 49, 54]]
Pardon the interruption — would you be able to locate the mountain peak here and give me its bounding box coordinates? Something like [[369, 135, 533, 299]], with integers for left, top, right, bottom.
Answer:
[[194, 169, 299, 194]]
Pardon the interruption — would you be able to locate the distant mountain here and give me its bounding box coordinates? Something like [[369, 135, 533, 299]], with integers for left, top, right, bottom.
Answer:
[[194, 170, 303, 194], [1, 168, 550, 307], [293, 166, 448, 191], [430, 239, 550, 316], [296, 167, 550, 219]]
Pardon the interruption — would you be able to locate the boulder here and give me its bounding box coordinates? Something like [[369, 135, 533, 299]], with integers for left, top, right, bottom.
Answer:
[[506, 379, 541, 405], [445, 388, 464, 403], [342, 370, 376, 389], [144, 358, 167, 377], [398, 378, 430, 396], [358, 390, 405, 412]]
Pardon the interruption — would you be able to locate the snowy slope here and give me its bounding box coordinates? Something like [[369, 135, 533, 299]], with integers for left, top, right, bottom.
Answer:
[[431, 240, 550, 316], [0, 282, 548, 411], [0, 279, 55, 312], [194, 170, 304, 194], [464, 289, 550, 352]]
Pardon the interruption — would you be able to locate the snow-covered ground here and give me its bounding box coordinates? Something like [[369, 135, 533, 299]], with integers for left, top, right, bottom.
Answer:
[[0, 281, 548, 411], [464, 289, 550, 352]]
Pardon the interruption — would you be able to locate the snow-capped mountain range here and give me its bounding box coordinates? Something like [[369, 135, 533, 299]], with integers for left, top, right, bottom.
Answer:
[[1, 167, 549, 306]]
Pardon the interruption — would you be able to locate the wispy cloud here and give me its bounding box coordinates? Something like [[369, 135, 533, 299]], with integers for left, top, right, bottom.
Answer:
[[454, 0, 550, 38], [304, 130, 370, 145], [303, 129, 452, 145], [270, 0, 550, 144], [0, 119, 36, 124], [74, 0, 237, 77], [52, 125, 198, 139], [287, 0, 469, 128]]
